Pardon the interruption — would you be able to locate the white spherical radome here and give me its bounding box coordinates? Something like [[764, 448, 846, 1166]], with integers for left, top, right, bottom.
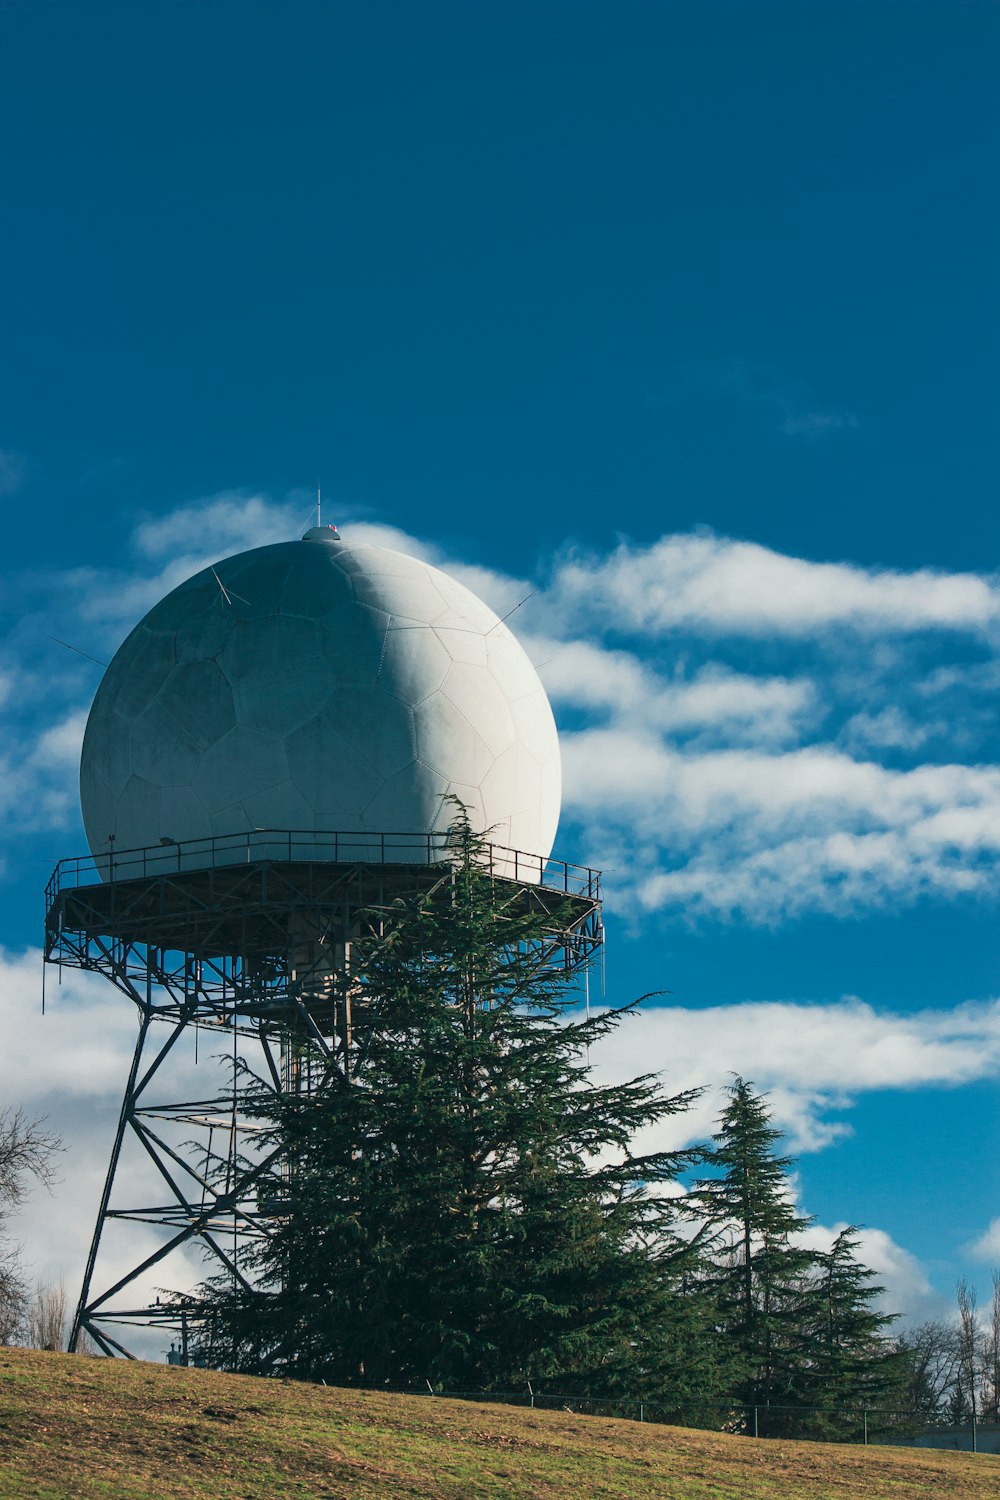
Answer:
[[79, 529, 561, 870]]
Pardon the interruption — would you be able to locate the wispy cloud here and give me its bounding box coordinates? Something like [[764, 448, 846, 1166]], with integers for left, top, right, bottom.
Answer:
[[0, 447, 25, 497], [593, 994, 1000, 1155], [581, 994, 997, 1316], [532, 641, 816, 747], [133, 492, 435, 569], [966, 1218, 1000, 1263], [562, 738, 1000, 921], [517, 528, 1000, 920], [0, 709, 90, 837], [663, 360, 859, 441], [801, 1223, 939, 1320], [779, 410, 859, 437], [838, 706, 934, 755]]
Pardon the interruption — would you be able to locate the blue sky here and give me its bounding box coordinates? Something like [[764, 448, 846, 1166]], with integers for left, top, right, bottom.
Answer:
[[1, 0, 999, 1330]]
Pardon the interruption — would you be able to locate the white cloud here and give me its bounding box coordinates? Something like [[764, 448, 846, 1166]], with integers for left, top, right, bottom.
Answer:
[[549, 532, 1000, 639], [800, 1222, 940, 1321], [576, 991, 991, 1314], [134, 493, 438, 569], [839, 706, 933, 754], [0, 947, 140, 1100], [132, 492, 301, 559], [534, 640, 815, 746], [35, 709, 88, 772], [0, 708, 94, 835], [590, 995, 1000, 1155], [965, 1218, 1000, 1264], [560, 733, 1000, 920]]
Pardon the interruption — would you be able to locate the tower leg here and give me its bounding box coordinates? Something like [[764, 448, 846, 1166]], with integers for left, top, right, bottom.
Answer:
[[69, 1009, 151, 1353]]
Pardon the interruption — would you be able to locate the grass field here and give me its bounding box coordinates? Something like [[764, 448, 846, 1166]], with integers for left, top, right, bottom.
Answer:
[[0, 1346, 995, 1499]]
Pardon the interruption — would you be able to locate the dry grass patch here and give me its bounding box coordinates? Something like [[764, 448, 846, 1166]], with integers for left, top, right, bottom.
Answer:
[[0, 1347, 994, 1499]]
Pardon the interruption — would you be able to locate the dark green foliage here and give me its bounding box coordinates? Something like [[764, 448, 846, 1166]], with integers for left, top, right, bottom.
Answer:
[[794, 1228, 910, 1436], [693, 1079, 904, 1435], [693, 1077, 816, 1413], [194, 827, 907, 1421], [197, 814, 710, 1395]]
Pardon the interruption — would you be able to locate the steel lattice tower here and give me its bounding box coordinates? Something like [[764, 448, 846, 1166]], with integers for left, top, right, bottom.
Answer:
[[44, 828, 602, 1358]]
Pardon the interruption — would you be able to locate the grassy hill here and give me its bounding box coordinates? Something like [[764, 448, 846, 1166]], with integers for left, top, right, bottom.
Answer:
[[0, 1346, 995, 1499]]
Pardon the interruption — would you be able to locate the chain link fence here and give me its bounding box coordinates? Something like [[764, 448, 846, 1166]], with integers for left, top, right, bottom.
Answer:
[[403, 1389, 1000, 1453]]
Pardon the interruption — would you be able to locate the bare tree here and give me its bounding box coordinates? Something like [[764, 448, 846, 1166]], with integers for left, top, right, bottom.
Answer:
[[894, 1319, 961, 1422], [0, 1247, 27, 1346], [981, 1271, 1000, 1423], [26, 1277, 69, 1352], [0, 1108, 62, 1344], [956, 1277, 981, 1422]]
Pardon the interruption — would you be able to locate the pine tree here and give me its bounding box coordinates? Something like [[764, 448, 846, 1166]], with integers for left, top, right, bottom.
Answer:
[[693, 1078, 816, 1422], [197, 813, 711, 1396], [693, 1081, 904, 1436], [794, 1227, 907, 1437]]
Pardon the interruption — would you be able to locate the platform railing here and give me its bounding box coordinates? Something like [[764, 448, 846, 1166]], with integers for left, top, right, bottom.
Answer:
[[46, 827, 601, 907]]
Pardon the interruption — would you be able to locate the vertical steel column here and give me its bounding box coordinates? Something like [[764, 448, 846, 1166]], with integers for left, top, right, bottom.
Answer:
[[69, 1008, 151, 1352]]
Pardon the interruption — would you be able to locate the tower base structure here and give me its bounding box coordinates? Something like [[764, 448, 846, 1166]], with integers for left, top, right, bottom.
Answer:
[[43, 829, 603, 1358]]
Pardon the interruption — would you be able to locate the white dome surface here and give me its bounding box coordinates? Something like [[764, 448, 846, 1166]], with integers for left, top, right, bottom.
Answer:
[[79, 530, 561, 870]]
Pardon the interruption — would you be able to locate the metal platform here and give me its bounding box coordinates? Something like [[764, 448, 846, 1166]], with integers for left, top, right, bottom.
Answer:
[[46, 829, 601, 978]]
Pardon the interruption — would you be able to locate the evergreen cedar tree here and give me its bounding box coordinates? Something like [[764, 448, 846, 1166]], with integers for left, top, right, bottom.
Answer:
[[193, 815, 906, 1417], [692, 1079, 909, 1435], [197, 812, 716, 1396]]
